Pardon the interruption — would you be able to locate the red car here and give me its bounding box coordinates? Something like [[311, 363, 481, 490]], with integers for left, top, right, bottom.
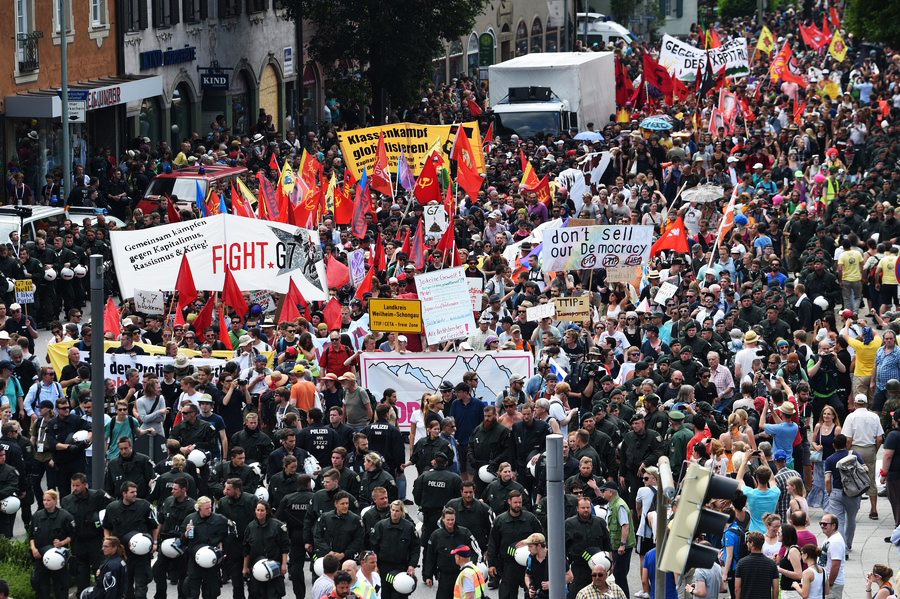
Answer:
[[137, 165, 250, 213]]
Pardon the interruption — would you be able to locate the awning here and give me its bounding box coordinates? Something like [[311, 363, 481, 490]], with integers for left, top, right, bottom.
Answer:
[[5, 75, 163, 119]]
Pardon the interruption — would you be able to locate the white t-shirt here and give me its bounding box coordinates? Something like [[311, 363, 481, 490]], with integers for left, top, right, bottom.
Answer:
[[820, 532, 846, 586], [548, 399, 567, 437], [635, 486, 655, 539], [409, 409, 427, 444], [734, 347, 761, 379]]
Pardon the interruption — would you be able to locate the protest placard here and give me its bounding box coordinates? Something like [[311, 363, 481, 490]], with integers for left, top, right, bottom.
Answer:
[[249, 290, 276, 313], [542, 225, 654, 273], [526, 302, 556, 322], [416, 268, 477, 344], [349, 250, 367, 286], [467, 278, 484, 311], [369, 298, 423, 333], [133, 289, 165, 314], [606, 267, 641, 282], [654, 281, 679, 304], [424, 204, 449, 237], [553, 295, 590, 321], [14, 280, 34, 304]]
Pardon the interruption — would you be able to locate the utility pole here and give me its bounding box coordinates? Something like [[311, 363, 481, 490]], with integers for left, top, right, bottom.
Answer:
[[89, 255, 106, 486], [545, 435, 566, 599], [59, 0, 71, 200], [654, 457, 676, 599]]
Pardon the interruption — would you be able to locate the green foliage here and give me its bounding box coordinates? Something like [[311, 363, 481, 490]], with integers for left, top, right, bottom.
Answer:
[[717, 0, 757, 19], [282, 0, 491, 119], [0, 538, 35, 599], [845, 0, 900, 47]]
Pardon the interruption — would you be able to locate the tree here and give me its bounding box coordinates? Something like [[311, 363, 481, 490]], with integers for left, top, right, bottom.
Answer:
[[845, 0, 900, 48], [283, 0, 491, 124]]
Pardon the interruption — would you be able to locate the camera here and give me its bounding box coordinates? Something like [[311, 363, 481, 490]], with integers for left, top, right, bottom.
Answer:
[[237, 379, 248, 386]]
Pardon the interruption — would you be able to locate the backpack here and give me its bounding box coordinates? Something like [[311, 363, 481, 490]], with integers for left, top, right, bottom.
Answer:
[[719, 518, 750, 573], [836, 453, 868, 497]]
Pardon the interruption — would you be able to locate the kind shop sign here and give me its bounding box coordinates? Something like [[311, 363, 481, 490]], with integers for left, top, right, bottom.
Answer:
[[541, 225, 653, 273]]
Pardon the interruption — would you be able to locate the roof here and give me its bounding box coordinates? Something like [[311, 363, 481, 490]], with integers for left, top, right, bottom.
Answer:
[[153, 166, 248, 180], [491, 52, 612, 69]]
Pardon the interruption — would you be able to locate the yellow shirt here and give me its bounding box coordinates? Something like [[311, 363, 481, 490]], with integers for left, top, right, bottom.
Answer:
[[837, 249, 863, 282], [847, 335, 882, 376], [879, 254, 899, 285]]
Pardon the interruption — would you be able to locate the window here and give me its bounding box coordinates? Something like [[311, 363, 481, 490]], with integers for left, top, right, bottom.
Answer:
[[54, 0, 72, 33], [153, 0, 179, 26], [90, 0, 104, 25], [126, 0, 148, 30], [16, 0, 29, 37], [218, 0, 240, 17], [15, 0, 41, 73], [531, 17, 543, 52], [247, 0, 267, 13], [183, 0, 206, 22], [515, 20, 528, 56]]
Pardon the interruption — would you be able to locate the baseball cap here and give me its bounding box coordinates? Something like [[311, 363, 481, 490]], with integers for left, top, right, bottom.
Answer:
[[773, 450, 790, 462], [451, 545, 474, 557]]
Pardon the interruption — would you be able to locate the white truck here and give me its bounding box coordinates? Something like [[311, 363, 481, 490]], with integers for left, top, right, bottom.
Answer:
[[487, 52, 615, 139]]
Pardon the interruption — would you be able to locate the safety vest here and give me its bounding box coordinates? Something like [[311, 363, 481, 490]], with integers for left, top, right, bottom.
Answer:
[[454, 564, 487, 599], [606, 494, 636, 549]]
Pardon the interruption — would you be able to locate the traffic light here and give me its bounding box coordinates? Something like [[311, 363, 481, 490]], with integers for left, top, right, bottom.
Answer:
[[658, 462, 739, 573]]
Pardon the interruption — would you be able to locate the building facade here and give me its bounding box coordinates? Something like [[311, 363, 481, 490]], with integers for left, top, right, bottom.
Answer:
[[121, 0, 303, 149]]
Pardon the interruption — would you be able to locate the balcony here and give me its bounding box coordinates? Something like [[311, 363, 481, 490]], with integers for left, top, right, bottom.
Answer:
[[16, 31, 43, 73]]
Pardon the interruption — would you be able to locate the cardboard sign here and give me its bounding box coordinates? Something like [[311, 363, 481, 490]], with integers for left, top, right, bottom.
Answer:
[[369, 298, 423, 333], [567, 218, 596, 227], [249, 290, 276, 313], [416, 268, 477, 344], [553, 295, 590, 321], [526, 302, 556, 322], [14, 280, 34, 304], [467, 277, 484, 311], [606, 267, 641, 282], [654, 281, 679, 304], [133, 289, 165, 314]]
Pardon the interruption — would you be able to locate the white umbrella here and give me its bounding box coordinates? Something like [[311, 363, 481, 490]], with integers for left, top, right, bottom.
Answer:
[[682, 184, 725, 203]]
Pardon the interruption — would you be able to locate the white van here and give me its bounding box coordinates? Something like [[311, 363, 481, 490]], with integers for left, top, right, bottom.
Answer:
[[575, 13, 636, 47]]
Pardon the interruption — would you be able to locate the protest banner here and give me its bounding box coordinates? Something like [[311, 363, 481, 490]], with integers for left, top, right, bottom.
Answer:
[[369, 298, 422, 333], [416, 268, 477, 344], [14, 280, 34, 304], [133, 289, 165, 314], [99, 354, 228, 388], [467, 278, 484, 311], [349, 249, 367, 286], [654, 281, 679, 304], [526, 302, 556, 322], [110, 214, 328, 301], [553, 295, 590, 321], [659, 35, 749, 80], [541, 225, 653, 273], [249, 290, 276, 313], [338, 122, 484, 180], [424, 204, 450, 236], [360, 351, 533, 430]]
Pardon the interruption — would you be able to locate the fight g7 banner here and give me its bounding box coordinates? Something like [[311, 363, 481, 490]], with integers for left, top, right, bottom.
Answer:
[[110, 214, 328, 300], [338, 122, 485, 181], [659, 35, 750, 80], [360, 351, 533, 430]]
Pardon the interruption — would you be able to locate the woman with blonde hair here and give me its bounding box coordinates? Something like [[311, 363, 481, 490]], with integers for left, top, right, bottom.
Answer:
[[762, 513, 783, 559], [708, 439, 728, 476], [787, 477, 808, 519], [408, 393, 441, 454], [809, 405, 840, 508], [719, 410, 757, 472]]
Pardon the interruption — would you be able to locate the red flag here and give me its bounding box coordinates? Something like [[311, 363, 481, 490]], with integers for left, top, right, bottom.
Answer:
[[522, 175, 552, 207], [257, 172, 288, 222], [793, 100, 807, 125], [175, 254, 198, 309], [409, 220, 426, 270], [230, 184, 255, 219], [673, 77, 690, 102], [821, 15, 832, 42], [482, 122, 494, 148], [370, 131, 393, 197], [217, 303, 233, 350], [450, 127, 484, 200], [642, 53, 673, 102], [355, 267, 374, 299], [326, 254, 350, 288], [280, 278, 304, 323], [165, 194, 181, 223], [412, 152, 442, 205], [650, 216, 690, 256], [615, 55, 635, 106], [268, 153, 280, 176], [374, 233, 387, 271], [173, 306, 185, 328], [465, 97, 483, 115], [829, 7, 840, 28], [334, 171, 354, 225], [799, 25, 827, 50], [436, 221, 455, 252], [192, 293, 215, 335], [398, 228, 411, 255], [350, 179, 371, 239], [322, 297, 342, 331], [206, 191, 222, 216], [519, 149, 539, 186], [221, 267, 248, 323], [771, 42, 807, 87], [298, 150, 322, 185], [104, 297, 121, 338]]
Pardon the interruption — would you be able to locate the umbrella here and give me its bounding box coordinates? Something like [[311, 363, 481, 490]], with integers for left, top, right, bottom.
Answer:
[[574, 131, 604, 142], [682, 185, 725, 203], [639, 117, 673, 131]]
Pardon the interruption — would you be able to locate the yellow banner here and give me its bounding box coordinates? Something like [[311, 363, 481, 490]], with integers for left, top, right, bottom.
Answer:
[[338, 122, 484, 181], [757, 26, 775, 54], [48, 340, 274, 376], [828, 30, 847, 62], [368, 298, 423, 333]]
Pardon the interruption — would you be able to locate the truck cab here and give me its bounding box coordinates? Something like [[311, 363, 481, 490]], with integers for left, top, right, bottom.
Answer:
[[575, 13, 636, 47], [491, 86, 576, 139]]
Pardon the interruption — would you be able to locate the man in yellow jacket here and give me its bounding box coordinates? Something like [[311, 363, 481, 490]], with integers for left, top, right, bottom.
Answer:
[[452, 545, 486, 599]]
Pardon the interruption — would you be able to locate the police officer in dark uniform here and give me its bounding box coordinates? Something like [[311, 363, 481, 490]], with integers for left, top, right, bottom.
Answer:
[[170, 403, 216, 496], [242, 501, 290, 599], [361, 486, 392, 549], [326, 448, 361, 495], [619, 413, 664, 505], [564, 496, 612, 598], [510, 404, 550, 490], [208, 446, 260, 498], [371, 500, 421, 599], [230, 413, 274, 477], [153, 477, 195, 599], [102, 480, 159, 599], [269, 455, 302, 508], [30, 489, 75, 599], [313, 490, 363, 563], [0, 446, 21, 537], [266, 430, 314, 483], [358, 452, 398, 508], [3, 420, 34, 528], [104, 436, 155, 500], [61, 472, 110, 596], [275, 474, 315, 599], [151, 454, 198, 503], [467, 405, 511, 497], [482, 462, 531, 515], [182, 495, 229, 599], [423, 508, 476, 599], [306, 469, 359, 534], [445, 481, 491, 555], [217, 478, 258, 599], [487, 490, 543, 599], [363, 404, 405, 480], [413, 451, 462, 546], [296, 408, 338, 469], [47, 397, 89, 498]]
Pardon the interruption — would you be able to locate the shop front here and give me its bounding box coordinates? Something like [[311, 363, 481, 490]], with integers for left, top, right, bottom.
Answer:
[[4, 76, 162, 193]]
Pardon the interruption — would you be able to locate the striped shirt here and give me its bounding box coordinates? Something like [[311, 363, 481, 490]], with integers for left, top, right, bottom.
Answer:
[[774, 466, 800, 520]]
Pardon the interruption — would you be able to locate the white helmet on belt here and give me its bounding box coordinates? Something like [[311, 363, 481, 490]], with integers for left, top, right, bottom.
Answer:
[[126, 533, 153, 555], [254, 487, 269, 503], [187, 449, 208, 468], [44, 268, 57, 281], [60, 267, 75, 280], [478, 465, 496, 483], [74, 265, 87, 278], [160, 538, 184, 558], [514, 546, 530, 566], [0, 496, 20, 514], [252, 559, 282, 581], [387, 571, 417, 594], [42, 547, 69, 571], [313, 556, 325, 577], [194, 545, 223, 568]]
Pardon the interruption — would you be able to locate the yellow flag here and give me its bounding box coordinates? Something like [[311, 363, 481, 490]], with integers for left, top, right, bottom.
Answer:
[[757, 26, 775, 54], [616, 107, 631, 123], [828, 30, 847, 62], [235, 177, 258, 210], [325, 171, 338, 214], [279, 160, 295, 196]]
